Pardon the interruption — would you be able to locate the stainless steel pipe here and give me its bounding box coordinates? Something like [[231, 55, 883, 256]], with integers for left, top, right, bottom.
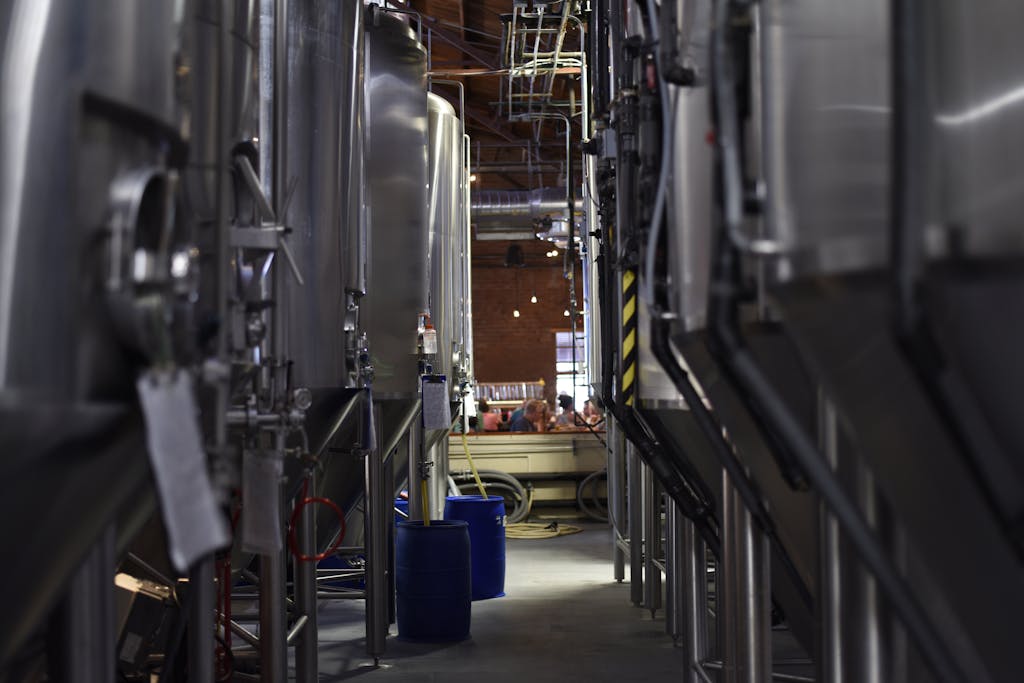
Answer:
[[642, 467, 662, 616], [471, 188, 582, 220], [608, 419, 627, 582], [665, 500, 686, 645], [720, 473, 771, 683], [293, 469, 319, 683], [683, 518, 709, 683], [365, 404, 389, 663], [259, 518, 288, 681], [627, 442, 644, 606], [188, 556, 216, 683]]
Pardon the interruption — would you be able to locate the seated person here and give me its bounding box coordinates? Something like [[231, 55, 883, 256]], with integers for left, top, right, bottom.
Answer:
[[509, 399, 550, 432], [479, 399, 501, 432], [508, 398, 529, 426], [583, 396, 605, 426], [553, 394, 583, 430]]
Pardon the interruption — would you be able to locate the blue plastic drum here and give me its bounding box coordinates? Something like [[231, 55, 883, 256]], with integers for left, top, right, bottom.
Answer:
[[444, 495, 506, 600], [395, 520, 472, 641]]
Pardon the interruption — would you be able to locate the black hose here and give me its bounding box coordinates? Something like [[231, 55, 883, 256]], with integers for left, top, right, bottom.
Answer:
[[577, 469, 609, 522], [706, 1, 967, 680], [451, 469, 530, 523], [455, 482, 528, 524], [590, 36, 720, 559], [590, 0, 609, 118]]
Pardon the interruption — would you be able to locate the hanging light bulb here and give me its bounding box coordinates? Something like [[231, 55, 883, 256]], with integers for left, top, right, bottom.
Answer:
[[530, 292, 538, 304], [513, 309, 521, 318], [563, 309, 570, 317]]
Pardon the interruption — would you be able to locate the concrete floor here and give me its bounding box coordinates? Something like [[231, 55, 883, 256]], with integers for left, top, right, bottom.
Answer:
[[316, 522, 686, 682]]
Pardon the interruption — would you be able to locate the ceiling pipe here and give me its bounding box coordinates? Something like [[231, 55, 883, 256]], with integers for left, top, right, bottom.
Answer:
[[471, 188, 582, 220]]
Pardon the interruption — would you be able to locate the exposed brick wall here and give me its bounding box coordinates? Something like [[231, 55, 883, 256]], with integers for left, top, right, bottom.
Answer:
[[471, 239, 584, 405]]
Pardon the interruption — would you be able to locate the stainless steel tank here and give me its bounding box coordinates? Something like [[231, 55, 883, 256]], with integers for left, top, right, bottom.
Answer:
[[760, 3, 1024, 679], [425, 92, 468, 518], [0, 0, 184, 396], [927, 2, 1024, 255], [182, 1, 260, 227], [667, 0, 713, 334], [363, 11, 429, 397], [427, 92, 461, 383], [652, 0, 821, 656], [756, 0, 890, 281], [453, 132, 472, 390], [280, 0, 364, 391], [0, 0, 186, 667]]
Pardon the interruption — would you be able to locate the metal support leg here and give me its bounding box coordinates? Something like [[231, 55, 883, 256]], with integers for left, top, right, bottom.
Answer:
[[365, 404, 388, 663], [429, 438, 450, 521], [643, 467, 662, 616], [407, 423, 424, 522], [608, 420, 627, 582], [683, 518, 710, 683], [385, 442, 396, 626], [721, 471, 771, 683], [258, 548, 288, 682], [188, 556, 216, 683], [627, 442, 644, 606], [259, 438, 288, 683], [293, 470, 318, 683], [666, 500, 686, 644], [818, 392, 892, 683], [48, 525, 116, 683]]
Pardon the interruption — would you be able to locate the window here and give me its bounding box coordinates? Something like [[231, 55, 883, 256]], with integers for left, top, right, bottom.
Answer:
[[554, 331, 589, 408]]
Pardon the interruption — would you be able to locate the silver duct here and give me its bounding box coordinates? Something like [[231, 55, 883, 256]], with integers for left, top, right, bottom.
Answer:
[[471, 188, 581, 222]]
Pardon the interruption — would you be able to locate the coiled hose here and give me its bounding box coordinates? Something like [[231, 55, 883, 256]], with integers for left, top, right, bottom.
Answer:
[[457, 435, 583, 537], [576, 469, 609, 523], [450, 469, 531, 523]]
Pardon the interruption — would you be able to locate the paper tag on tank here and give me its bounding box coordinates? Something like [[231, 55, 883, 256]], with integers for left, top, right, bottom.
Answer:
[[422, 375, 452, 430], [241, 449, 284, 554], [137, 369, 230, 571]]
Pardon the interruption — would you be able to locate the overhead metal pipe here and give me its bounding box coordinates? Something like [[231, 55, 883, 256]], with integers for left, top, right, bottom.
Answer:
[[471, 188, 582, 220]]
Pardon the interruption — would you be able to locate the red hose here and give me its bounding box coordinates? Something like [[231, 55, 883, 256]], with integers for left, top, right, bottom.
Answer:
[[287, 477, 346, 563]]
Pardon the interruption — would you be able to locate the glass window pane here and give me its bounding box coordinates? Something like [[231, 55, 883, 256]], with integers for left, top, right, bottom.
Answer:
[[556, 347, 579, 362]]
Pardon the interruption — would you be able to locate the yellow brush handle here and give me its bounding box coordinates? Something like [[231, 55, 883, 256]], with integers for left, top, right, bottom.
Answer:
[[461, 430, 489, 498], [421, 479, 430, 526]]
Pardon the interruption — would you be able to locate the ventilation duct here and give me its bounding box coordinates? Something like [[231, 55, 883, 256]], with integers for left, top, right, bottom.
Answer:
[[471, 188, 581, 223]]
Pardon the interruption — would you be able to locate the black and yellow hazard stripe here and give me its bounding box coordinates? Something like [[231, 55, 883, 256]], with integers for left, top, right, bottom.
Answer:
[[621, 268, 638, 407]]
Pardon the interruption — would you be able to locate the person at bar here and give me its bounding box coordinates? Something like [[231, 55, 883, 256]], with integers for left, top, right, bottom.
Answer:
[[510, 399, 549, 432], [479, 399, 501, 432]]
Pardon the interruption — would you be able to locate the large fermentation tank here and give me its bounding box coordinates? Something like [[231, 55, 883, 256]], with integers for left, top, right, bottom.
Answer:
[[927, 3, 1024, 253], [281, 0, 363, 392], [427, 92, 462, 383], [0, 0, 186, 667], [650, 0, 821, 656], [757, 0, 890, 280], [667, 0, 713, 334], [744, 1, 1024, 679], [363, 10, 429, 398], [183, 2, 259, 227], [425, 91, 468, 519]]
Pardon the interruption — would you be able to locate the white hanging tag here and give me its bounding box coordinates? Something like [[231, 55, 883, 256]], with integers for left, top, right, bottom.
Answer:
[[422, 375, 452, 430], [136, 369, 230, 572], [241, 449, 284, 554]]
